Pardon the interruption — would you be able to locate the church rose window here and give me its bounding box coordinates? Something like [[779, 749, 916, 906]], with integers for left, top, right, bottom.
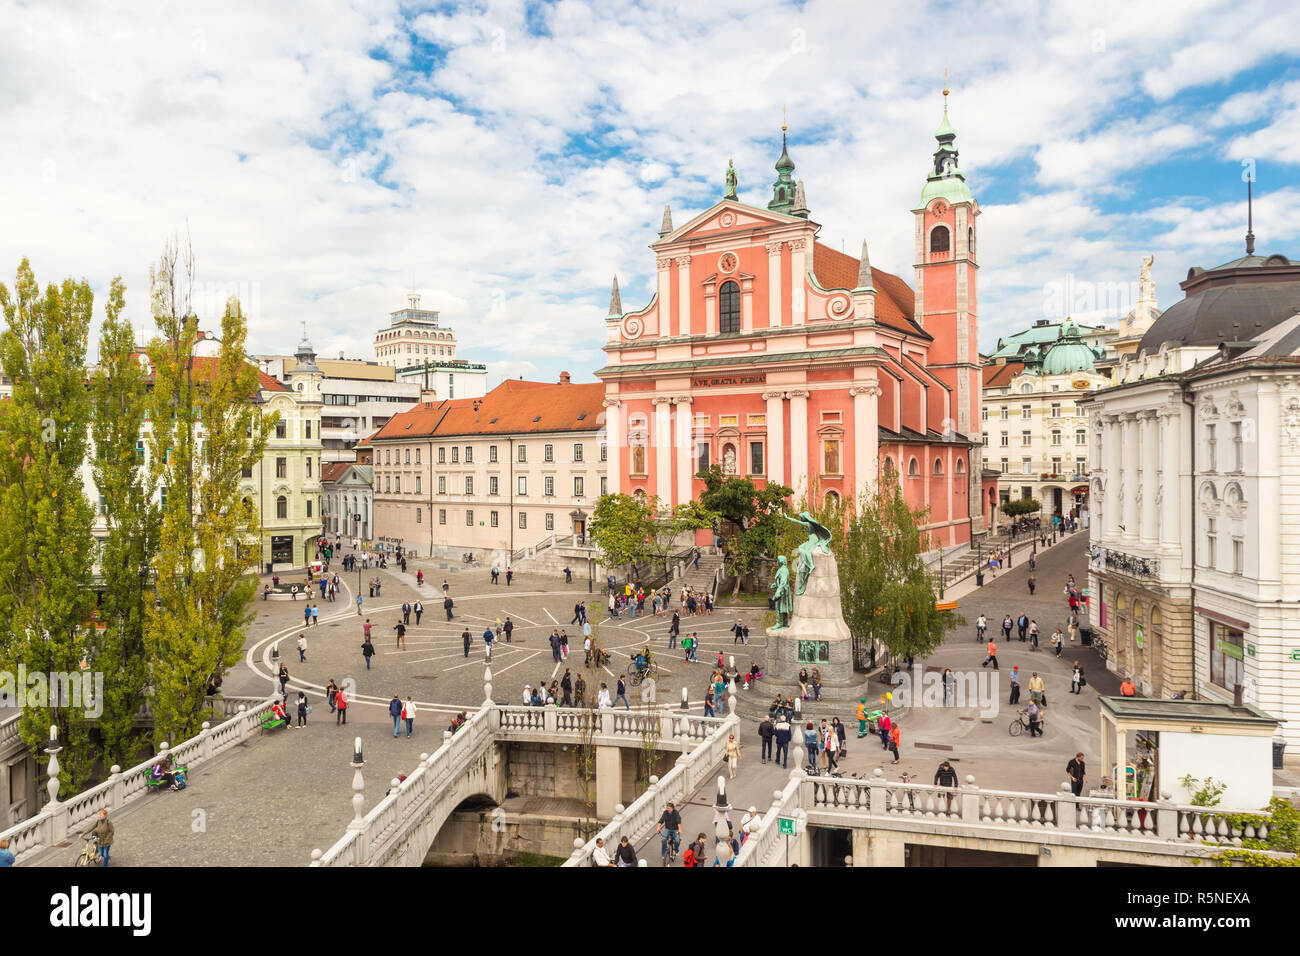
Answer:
[[719, 280, 740, 333]]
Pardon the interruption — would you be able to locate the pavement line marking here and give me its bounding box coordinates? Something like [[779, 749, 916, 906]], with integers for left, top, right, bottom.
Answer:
[[506, 612, 538, 626], [544, 608, 559, 625], [491, 651, 542, 678]]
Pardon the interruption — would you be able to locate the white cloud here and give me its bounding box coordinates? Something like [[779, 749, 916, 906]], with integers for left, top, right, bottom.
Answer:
[[0, 0, 1297, 381]]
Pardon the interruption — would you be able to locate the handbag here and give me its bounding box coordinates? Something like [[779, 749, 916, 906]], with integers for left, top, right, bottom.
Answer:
[[1079, 675, 1087, 687]]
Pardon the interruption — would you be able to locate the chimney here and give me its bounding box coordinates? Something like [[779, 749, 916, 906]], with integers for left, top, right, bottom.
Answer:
[[420, 388, 436, 408], [559, 371, 571, 385]]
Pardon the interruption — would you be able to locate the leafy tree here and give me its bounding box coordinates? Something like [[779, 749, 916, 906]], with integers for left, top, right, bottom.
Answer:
[[142, 239, 274, 745], [0, 259, 97, 793], [838, 476, 962, 668], [589, 493, 657, 582], [696, 465, 791, 595], [89, 276, 160, 766], [1000, 497, 1040, 518]]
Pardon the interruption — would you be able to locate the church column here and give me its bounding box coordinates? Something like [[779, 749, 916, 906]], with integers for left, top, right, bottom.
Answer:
[[652, 397, 673, 502], [676, 256, 692, 338], [656, 257, 672, 337], [1257, 382, 1281, 589], [1121, 413, 1139, 538], [764, 390, 786, 488], [603, 399, 622, 496], [788, 388, 810, 498], [765, 241, 784, 330], [851, 382, 881, 501], [1139, 410, 1159, 543], [674, 396, 694, 507], [789, 238, 808, 326]]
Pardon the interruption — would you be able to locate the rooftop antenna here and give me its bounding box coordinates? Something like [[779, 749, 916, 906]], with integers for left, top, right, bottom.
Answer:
[[1245, 172, 1256, 256]]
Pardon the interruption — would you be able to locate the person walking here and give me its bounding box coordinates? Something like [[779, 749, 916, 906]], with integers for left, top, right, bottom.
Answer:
[[1029, 619, 1040, 649], [1009, 666, 1021, 705], [680, 633, 692, 663], [297, 633, 307, 663], [888, 721, 901, 764], [413, 600, 423, 625], [758, 714, 774, 763], [1066, 753, 1088, 795], [311, 604, 319, 627], [833, 716, 847, 757], [560, 631, 569, 661], [732, 618, 745, 645], [1071, 661, 1085, 695], [389, 694, 403, 737], [1021, 700, 1043, 737], [774, 714, 792, 769], [878, 711, 892, 750], [393, 620, 406, 650], [983, 639, 999, 669], [943, 667, 956, 707], [1017, 613, 1029, 642], [356, 593, 363, 616], [724, 732, 741, 779], [296, 691, 309, 727], [491, 565, 500, 585], [597, 683, 612, 708], [402, 600, 411, 625], [560, 669, 573, 707], [326, 679, 338, 714], [335, 687, 348, 724], [549, 631, 562, 663], [823, 720, 840, 770], [856, 697, 870, 738], [614, 675, 630, 709], [572, 601, 584, 625], [278, 662, 290, 696], [483, 627, 495, 660], [1028, 572, 1036, 595], [461, 628, 472, 658], [1028, 671, 1045, 707], [505, 567, 513, 586], [703, 688, 715, 717], [976, 614, 987, 643], [444, 595, 454, 621], [403, 697, 416, 738], [361, 637, 375, 669], [803, 721, 820, 770], [1001, 614, 1013, 640], [1067, 612, 1080, 644]]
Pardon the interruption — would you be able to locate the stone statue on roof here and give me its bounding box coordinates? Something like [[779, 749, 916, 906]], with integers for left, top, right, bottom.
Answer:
[[724, 159, 739, 201]]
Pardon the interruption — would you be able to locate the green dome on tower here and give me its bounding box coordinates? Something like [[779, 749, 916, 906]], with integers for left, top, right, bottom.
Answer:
[[1040, 318, 1101, 375]]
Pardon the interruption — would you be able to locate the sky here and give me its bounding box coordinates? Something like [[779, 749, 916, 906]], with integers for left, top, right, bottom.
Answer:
[[2, 0, 1299, 386]]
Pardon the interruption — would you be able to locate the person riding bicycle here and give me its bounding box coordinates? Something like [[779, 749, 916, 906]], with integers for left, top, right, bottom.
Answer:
[[656, 802, 682, 860], [1018, 700, 1043, 737]]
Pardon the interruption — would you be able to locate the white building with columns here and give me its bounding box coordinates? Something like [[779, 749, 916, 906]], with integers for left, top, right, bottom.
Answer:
[[1084, 244, 1300, 755]]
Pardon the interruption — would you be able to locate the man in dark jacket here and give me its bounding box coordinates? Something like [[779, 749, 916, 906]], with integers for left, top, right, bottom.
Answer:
[[389, 694, 403, 737], [758, 716, 775, 763], [934, 760, 958, 788], [773, 716, 792, 769]]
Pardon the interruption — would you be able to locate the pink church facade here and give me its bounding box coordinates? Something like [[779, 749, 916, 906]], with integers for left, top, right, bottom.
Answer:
[[597, 99, 986, 547]]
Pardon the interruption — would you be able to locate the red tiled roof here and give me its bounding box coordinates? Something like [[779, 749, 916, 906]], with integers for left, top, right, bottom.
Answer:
[[982, 362, 1024, 388], [811, 242, 926, 339], [321, 462, 351, 483], [371, 379, 606, 442], [132, 351, 289, 394]]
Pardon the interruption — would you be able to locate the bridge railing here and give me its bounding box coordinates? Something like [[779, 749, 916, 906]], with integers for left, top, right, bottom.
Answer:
[[313, 706, 498, 867], [733, 770, 1290, 865], [0, 698, 277, 865], [561, 711, 737, 867]]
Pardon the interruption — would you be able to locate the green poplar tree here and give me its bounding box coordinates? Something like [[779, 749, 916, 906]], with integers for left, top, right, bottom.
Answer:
[[0, 259, 97, 793], [89, 275, 159, 766], [142, 239, 274, 744]]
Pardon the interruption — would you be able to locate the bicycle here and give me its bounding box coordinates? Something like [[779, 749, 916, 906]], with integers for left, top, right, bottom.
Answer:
[[1094, 636, 1109, 662], [75, 833, 100, 867], [1008, 712, 1046, 737], [661, 829, 680, 866]]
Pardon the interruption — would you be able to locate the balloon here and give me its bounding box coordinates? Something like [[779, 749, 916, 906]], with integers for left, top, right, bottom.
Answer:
[[886, 692, 892, 701]]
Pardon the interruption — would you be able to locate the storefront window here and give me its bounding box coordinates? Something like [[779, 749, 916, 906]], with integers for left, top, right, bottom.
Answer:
[[1208, 621, 1244, 690]]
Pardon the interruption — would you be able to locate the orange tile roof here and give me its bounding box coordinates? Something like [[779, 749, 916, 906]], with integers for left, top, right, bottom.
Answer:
[[371, 379, 606, 442], [982, 362, 1024, 388], [321, 462, 351, 483], [133, 352, 290, 394], [811, 242, 926, 339]]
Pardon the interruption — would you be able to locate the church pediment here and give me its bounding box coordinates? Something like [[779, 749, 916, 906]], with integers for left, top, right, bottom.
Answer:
[[657, 200, 809, 245]]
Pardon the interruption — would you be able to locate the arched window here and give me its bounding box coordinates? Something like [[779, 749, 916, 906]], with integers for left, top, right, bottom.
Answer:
[[1021, 383, 1033, 394], [276, 495, 288, 519], [824, 490, 840, 510], [968, 227, 974, 257], [908, 457, 919, 477], [883, 456, 895, 476], [956, 459, 966, 475], [930, 225, 950, 254], [719, 280, 741, 334], [934, 458, 944, 476]]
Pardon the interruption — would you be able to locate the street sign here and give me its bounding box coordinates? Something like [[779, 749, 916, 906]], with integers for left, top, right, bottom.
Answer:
[[778, 817, 795, 835]]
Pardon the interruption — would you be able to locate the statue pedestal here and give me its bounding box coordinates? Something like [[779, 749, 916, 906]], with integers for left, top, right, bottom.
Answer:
[[763, 550, 871, 703]]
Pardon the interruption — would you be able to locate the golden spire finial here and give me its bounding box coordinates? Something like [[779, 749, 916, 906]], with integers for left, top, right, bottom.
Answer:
[[782, 104, 787, 134], [942, 67, 950, 101]]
